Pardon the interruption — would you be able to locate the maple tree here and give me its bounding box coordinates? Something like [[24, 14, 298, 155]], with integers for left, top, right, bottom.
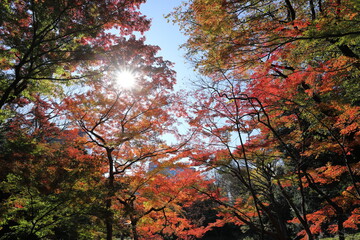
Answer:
[[2, 0, 359, 239], [64, 42, 169, 239], [1, 1, 208, 240], [62, 26, 208, 239], [0, 0, 149, 111], [120, 168, 210, 240], [0, 95, 102, 239], [0, 1, 153, 238], [171, 0, 360, 239]]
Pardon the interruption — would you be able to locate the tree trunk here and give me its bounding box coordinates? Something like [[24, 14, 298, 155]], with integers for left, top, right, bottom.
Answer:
[[106, 199, 113, 240], [106, 147, 115, 240], [337, 214, 345, 240], [318, 0, 322, 12], [277, 180, 314, 240], [285, 0, 296, 21], [130, 218, 139, 240]]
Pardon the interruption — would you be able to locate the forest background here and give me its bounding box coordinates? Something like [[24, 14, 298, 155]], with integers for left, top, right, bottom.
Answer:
[[0, 0, 359, 240]]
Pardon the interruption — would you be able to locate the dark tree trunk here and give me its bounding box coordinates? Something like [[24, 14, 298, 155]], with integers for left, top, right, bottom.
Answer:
[[318, 0, 322, 12], [106, 147, 115, 240], [285, 0, 296, 21], [309, 0, 316, 20], [337, 214, 345, 240], [130, 218, 139, 240], [106, 198, 113, 240]]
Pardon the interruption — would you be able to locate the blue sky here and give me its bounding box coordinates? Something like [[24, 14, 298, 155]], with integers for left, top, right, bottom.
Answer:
[[140, 0, 194, 89]]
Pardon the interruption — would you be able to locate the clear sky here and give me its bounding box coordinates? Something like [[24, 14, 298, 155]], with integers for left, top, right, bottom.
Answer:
[[140, 0, 194, 90]]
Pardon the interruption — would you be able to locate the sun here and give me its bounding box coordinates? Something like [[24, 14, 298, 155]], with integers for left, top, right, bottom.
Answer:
[[115, 70, 136, 89]]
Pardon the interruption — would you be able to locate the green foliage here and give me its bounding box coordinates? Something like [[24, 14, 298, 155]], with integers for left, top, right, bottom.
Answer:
[[0, 123, 105, 239], [321, 233, 360, 240], [0, 173, 103, 240]]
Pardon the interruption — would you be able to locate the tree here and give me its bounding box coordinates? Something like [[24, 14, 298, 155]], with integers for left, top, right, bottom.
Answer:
[[63, 31, 205, 239], [171, 0, 360, 239], [0, 95, 103, 239], [1, 1, 208, 240], [123, 167, 210, 240], [0, 0, 149, 111]]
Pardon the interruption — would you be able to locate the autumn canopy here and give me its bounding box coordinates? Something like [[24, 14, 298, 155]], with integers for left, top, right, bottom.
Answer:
[[0, 0, 359, 240]]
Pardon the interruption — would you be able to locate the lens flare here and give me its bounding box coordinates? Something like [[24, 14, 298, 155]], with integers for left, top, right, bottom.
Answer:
[[115, 70, 136, 89]]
